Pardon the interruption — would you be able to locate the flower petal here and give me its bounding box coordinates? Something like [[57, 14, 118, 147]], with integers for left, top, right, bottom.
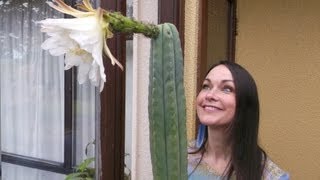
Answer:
[[77, 62, 91, 84], [38, 17, 97, 31], [47, 0, 95, 18], [69, 29, 100, 50], [64, 52, 83, 70], [88, 62, 100, 86], [103, 39, 123, 70]]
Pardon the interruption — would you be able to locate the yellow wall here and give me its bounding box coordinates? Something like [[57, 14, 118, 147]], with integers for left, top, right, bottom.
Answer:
[[184, 0, 199, 140], [237, 0, 320, 179]]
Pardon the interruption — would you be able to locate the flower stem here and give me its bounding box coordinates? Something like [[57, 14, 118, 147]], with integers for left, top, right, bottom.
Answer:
[[105, 12, 159, 39]]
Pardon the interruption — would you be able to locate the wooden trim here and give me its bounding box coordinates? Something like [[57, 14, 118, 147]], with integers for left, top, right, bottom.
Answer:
[[158, 0, 185, 50], [195, 0, 209, 138], [197, 0, 208, 94], [180, 0, 185, 50], [228, 0, 237, 62], [99, 1, 126, 180], [2, 152, 73, 174], [64, 68, 75, 169], [64, 0, 77, 170]]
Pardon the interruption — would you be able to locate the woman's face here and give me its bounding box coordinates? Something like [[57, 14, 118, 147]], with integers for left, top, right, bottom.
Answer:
[[196, 65, 236, 127]]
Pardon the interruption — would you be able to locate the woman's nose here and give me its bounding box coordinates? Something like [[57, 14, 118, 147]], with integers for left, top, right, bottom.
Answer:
[[205, 89, 219, 101]]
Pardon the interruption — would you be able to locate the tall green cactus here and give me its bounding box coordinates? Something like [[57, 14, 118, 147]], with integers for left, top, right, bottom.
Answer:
[[148, 23, 187, 180]]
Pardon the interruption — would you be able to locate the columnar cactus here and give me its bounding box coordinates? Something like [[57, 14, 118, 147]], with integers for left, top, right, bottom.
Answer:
[[148, 23, 187, 180]]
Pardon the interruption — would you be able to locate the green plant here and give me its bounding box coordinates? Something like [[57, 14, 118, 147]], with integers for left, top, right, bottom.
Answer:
[[65, 157, 95, 180], [65, 140, 131, 180], [148, 23, 188, 180], [65, 140, 95, 180]]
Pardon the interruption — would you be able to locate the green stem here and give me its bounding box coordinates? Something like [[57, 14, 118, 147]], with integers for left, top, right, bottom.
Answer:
[[105, 12, 159, 39]]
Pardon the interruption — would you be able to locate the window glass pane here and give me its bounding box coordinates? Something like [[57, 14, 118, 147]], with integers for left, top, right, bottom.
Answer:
[[125, 40, 133, 176], [0, 0, 64, 162], [125, 0, 133, 178], [127, 0, 133, 17], [75, 82, 96, 165], [2, 162, 65, 180]]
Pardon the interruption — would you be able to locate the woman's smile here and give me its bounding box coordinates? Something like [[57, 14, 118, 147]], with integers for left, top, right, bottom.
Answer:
[[202, 104, 223, 112]]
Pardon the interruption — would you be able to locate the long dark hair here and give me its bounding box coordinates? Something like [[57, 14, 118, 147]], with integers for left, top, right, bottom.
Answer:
[[189, 60, 266, 180]]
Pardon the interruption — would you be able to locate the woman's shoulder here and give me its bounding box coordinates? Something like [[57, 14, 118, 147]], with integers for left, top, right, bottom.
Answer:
[[263, 157, 290, 180]]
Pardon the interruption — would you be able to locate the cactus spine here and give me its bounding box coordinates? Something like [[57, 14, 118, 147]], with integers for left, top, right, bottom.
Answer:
[[148, 23, 187, 180]]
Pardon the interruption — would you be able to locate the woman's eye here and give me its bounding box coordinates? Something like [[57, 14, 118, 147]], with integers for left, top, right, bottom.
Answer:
[[202, 84, 210, 90], [222, 86, 233, 93]]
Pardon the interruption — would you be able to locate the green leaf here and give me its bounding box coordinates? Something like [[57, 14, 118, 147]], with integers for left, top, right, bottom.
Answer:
[[65, 172, 87, 180], [76, 158, 95, 172]]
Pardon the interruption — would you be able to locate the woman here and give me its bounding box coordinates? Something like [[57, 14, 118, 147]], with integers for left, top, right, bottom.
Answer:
[[188, 61, 289, 180]]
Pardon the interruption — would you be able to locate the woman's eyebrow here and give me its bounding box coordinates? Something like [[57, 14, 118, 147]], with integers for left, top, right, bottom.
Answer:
[[204, 78, 211, 83], [221, 79, 234, 83], [204, 79, 234, 83]]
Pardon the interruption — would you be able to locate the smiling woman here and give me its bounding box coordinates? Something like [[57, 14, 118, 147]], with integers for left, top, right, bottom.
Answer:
[[188, 60, 290, 180], [196, 64, 236, 127]]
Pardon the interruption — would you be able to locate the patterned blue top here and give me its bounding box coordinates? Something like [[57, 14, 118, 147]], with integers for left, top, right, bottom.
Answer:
[[190, 125, 290, 179], [188, 152, 290, 180]]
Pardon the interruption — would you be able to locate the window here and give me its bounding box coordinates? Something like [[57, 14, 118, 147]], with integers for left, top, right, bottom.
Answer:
[[0, 0, 96, 179]]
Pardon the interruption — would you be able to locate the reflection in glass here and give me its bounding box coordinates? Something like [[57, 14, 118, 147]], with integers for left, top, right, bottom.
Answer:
[[0, 0, 97, 178], [0, 0, 65, 163], [2, 163, 65, 179]]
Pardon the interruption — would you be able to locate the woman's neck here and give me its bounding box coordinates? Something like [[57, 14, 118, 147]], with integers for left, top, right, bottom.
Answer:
[[204, 126, 232, 164]]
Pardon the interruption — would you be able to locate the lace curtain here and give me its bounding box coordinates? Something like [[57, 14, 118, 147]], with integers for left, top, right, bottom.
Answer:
[[0, 0, 96, 179]]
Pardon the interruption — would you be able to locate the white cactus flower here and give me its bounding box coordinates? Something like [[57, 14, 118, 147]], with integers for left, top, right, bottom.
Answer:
[[38, 0, 123, 92]]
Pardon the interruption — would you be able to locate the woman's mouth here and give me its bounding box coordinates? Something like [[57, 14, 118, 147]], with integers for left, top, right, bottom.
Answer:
[[202, 105, 223, 112]]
